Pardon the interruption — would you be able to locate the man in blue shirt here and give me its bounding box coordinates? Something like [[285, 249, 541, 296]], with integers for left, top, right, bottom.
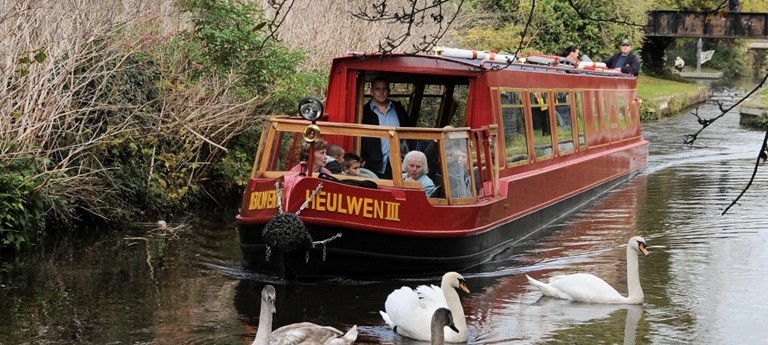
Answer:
[[361, 77, 410, 179], [603, 40, 641, 76]]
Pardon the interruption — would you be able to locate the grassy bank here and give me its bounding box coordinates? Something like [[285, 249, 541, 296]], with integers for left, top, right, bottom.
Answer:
[[739, 87, 768, 128], [638, 75, 708, 121], [741, 87, 768, 108]]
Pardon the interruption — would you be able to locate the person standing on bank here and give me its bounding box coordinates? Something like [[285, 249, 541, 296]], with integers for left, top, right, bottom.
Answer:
[[603, 40, 641, 75], [361, 77, 410, 179]]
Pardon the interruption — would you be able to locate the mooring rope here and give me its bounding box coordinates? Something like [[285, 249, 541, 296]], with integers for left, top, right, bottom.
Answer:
[[313, 232, 343, 261], [274, 180, 283, 214], [296, 182, 323, 215]]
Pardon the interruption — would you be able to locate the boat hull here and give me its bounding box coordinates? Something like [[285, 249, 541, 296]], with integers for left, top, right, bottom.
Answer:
[[238, 170, 638, 279]]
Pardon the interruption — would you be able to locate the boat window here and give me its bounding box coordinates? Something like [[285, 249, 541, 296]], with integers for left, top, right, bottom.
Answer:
[[272, 132, 303, 171], [499, 90, 529, 166], [604, 91, 620, 142], [618, 93, 628, 131], [361, 76, 471, 129], [389, 82, 413, 118], [413, 84, 444, 128], [602, 92, 611, 133], [574, 91, 587, 150], [468, 129, 496, 198], [530, 90, 553, 161], [445, 138, 474, 199], [591, 93, 600, 135], [554, 90, 574, 156], [449, 85, 469, 127]]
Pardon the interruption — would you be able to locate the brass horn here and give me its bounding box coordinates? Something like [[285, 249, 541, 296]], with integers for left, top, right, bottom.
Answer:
[[303, 124, 321, 142]]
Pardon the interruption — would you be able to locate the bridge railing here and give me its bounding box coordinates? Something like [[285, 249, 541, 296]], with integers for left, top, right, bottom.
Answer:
[[646, 10, 767, 39]]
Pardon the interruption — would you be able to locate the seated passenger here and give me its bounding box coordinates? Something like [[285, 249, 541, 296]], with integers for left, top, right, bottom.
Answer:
[[342, 152, 378, 178], [289, 139, 332, 175], [561, 45, 580, 67], [531, 92, 551, 136], [416, 125, 453, 184], [446, 143, 472, 198], [325, 144, 345, 174], [342, 152, 362, 176], [402, 150, 436, 196]]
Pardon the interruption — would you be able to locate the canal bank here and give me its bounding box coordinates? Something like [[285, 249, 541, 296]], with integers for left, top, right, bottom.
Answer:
[[638, 75, 708, 121], [739, 87, 768, 128]]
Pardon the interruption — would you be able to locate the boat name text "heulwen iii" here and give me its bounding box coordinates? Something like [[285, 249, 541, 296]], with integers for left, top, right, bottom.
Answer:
[[247, 189, 401, 221], [304, 190, 401, 221]]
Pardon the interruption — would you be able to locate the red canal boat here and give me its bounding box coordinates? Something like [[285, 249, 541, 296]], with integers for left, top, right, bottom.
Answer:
[[236, 47, 648, 279]]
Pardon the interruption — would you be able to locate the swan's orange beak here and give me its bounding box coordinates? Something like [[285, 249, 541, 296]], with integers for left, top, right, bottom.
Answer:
[[459, 280, 470, 293], [639, 242, 649, 256]]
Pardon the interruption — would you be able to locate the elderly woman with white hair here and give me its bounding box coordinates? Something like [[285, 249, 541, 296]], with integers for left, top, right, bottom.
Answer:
[[402, 150, 436, 196]]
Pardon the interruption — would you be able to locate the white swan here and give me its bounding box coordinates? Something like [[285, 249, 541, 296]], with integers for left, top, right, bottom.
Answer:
[[252, 285, 358, 345], [379, 271, 470, 342], [526, 236, 650, 304], [431, 307, 459, 345]]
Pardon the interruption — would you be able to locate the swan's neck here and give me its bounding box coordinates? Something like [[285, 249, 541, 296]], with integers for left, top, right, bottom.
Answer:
[[431, 325, 446, 345], [625, 246, 644, 304], [252, 301, 272, 345], [442, 283, 467, 335]]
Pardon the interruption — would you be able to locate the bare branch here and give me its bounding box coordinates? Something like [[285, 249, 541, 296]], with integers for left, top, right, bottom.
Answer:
[[722, 129, 768, 215], [566, 0, 646, 28], [259, 0, 296, 50], [684, 72, 768, 145], [351, 0, 464, 54]]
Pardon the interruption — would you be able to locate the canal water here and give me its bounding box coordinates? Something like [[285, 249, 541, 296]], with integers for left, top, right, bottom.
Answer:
[[2, 86, 768, 344]]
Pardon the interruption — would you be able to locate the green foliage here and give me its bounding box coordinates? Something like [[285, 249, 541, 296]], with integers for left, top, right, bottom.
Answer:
[[172, 0, 328, 201], [705, 39, 749, 78], [667, 38, 750, 78], [642, 37, 675, 76], [14, 49, 48, 77], [456, 0, 651, 64], [180, 0, 267, 72], [0, 147, 54, 249], [653, 0, 725, 10], [205, 128, 263, 202], [178, 0, 326, 112]]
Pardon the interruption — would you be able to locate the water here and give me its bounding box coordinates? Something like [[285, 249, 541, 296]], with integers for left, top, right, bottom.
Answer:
[[2, 86, 768, 344]]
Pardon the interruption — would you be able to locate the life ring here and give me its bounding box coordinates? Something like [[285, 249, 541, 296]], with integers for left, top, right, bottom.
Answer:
[[577, 62, 608, 70]]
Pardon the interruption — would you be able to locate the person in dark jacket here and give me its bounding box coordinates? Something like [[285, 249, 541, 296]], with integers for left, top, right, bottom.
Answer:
[[360, 77, 409, 179], [603, 39, 641, 75]]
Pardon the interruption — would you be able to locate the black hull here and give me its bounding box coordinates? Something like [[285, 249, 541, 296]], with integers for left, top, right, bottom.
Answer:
[[239, 174, 635, 279]]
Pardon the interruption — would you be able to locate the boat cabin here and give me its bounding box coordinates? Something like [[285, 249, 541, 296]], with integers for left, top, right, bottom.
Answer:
[[251, 48, 642, 206]]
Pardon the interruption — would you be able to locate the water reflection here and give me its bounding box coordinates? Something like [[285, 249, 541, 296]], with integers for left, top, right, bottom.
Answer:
[[501, 297, 643, 345]]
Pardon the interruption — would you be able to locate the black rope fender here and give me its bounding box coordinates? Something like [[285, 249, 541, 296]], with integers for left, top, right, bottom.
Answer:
[[262, 181, 343, 263]]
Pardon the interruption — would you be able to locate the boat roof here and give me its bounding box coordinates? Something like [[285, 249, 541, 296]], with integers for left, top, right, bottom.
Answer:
[[333, 50, 637, 79]]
